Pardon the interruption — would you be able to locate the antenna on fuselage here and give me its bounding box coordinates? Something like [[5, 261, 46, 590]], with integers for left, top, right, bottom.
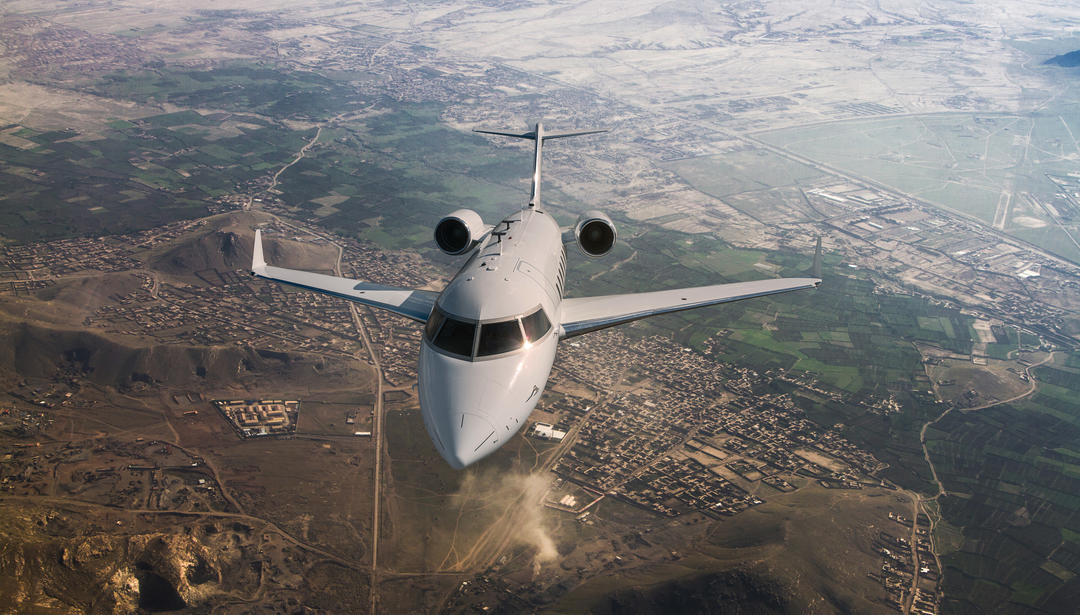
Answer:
[[474, 123, 607, 210]]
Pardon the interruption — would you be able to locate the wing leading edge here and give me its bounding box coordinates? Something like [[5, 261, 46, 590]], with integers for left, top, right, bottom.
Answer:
[[251, 230, 436, 323], [559, 277, 820, 338]]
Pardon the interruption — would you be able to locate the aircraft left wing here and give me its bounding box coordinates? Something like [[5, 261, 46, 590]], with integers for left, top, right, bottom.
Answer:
[[559, 277, 820, 338], [251, 230, 436, 323]]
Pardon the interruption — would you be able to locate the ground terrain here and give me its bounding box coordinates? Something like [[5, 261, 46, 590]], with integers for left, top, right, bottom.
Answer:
[[2, 1, 1080, 614]]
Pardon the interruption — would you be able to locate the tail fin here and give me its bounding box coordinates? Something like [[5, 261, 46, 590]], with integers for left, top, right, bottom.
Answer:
[[474, 122, 606, 209]]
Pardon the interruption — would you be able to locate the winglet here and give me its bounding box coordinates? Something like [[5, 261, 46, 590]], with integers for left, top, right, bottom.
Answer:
[[252, 229, 266, 274], [812, 236, 823, 282]]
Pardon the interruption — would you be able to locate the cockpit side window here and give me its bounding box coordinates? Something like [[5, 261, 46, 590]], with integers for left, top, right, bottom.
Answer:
[[425, 307, 446, 340], [521, 308, 551, 342], [432, 313, 476, 357], [477, 319, 524, 357]]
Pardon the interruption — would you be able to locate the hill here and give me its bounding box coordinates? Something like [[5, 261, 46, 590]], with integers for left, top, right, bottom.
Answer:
[[1044, 50, 1080, 67]]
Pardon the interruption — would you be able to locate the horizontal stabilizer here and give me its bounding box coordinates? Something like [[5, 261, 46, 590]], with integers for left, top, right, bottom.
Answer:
[[543, 129, 608, 140], [474, 128, 537, 140], [473, 127, 607, 141]]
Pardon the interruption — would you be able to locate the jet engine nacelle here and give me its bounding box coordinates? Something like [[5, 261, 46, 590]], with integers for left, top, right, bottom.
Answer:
[[574, 210, 617, 257], [434, 209, 485, 255]]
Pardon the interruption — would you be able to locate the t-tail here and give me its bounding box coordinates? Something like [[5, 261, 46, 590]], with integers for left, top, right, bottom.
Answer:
[[474, 123, 606, 209]]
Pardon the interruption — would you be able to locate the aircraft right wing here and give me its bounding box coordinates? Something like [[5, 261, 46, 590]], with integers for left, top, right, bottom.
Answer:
[[251, 230, 437, 323], [559, 277, 820, 338]]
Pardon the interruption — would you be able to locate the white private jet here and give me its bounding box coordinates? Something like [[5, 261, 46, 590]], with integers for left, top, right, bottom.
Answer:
[[252, 123, 821, 469]]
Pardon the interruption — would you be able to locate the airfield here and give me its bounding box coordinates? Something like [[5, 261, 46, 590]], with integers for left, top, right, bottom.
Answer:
[[2, 1, 1080, 613]]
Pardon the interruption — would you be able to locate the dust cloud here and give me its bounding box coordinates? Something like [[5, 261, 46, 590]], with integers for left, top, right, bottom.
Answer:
[[448, 466, 558, 574]]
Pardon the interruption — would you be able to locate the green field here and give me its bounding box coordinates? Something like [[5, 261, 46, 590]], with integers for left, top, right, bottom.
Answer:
[[0, 65, 543, 244], [1, 63, 375, 241], [0, 109, 312, 241], [926, 356, 1080, 613], [272, 102, 530, 244], [89, 64, 356, 121]]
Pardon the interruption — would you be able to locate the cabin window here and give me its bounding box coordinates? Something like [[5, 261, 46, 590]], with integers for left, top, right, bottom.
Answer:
[[521, 308, 551, 342], [477, 319, 524, 357], [432, 313, 477, 357]]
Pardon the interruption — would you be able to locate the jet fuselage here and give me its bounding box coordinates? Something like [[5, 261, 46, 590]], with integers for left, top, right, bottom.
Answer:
[[419, 206, 565, 468]]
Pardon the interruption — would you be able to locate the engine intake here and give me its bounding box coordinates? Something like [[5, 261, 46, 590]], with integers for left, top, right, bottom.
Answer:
[[434, 209, 485, 255], [574, 210, 616, 257]]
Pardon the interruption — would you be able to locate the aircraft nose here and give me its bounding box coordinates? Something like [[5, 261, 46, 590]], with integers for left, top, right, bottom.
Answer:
[[438, 412, 498, 470], [419, 340, 552, 469]]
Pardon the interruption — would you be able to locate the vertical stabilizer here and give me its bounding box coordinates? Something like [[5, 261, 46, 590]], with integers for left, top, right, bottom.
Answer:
[[530, 122, 545, 208], [473, 124, 606, 210]]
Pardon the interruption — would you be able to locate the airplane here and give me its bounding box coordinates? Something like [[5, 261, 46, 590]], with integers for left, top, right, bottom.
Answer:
[[251, 122, 821, 469]]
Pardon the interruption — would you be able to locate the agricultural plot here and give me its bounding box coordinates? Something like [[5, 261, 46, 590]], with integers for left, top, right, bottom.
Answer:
[[272, 103, 526, 246], [663, 148, 821, 194], [4, 67, 516, 245], [88, 64, 357, 122], [660, 148, 826, 225], [586, 228, 973, 396], [0, 109, 311, 241], [925, 356, 1080, 613]]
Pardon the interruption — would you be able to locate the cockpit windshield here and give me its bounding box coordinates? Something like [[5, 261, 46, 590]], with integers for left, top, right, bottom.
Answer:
[[477, 320, 522, 356], [425, 306, 551, 360]]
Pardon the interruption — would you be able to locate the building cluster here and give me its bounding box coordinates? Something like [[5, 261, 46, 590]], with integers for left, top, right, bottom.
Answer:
[[625, 454, 761, 518], [0, 405, 55, 453], [90, 276, 358, 353], [0, 277, 53, 296], [0, 218, 205, 279], [359, 308, 422, 385], [214, 399, 300, 437], [0, 235, 141, 277], [7, 217, 434, 357], [810, 180, 1079, 350], [875, 511, 940, 614], [547, 330, 885, 518], [0, 16, 143, 76]]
